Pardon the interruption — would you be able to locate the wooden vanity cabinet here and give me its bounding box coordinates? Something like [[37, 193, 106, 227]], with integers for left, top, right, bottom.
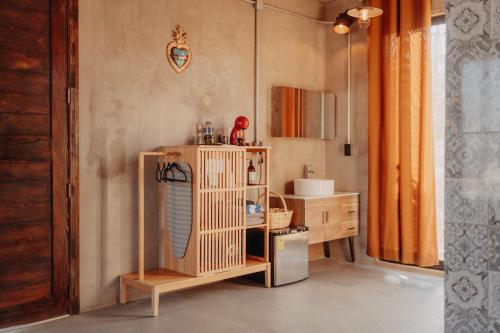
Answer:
[[272, 193, 360, 253]]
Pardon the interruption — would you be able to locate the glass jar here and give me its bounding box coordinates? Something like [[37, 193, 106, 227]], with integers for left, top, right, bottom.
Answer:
[[203, 121, 215, 145]]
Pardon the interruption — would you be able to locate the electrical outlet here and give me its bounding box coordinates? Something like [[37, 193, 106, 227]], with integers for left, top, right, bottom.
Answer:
[[344, 144, 352, 156]]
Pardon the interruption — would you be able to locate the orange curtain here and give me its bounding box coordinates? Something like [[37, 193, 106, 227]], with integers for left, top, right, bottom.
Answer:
[[367, 0, 438, 267]]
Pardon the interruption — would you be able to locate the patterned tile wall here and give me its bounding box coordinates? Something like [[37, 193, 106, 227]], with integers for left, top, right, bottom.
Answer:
[[446, 0, 500, 332]]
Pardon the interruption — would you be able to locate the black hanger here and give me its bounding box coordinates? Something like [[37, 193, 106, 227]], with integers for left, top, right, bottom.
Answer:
[[155, 160, 164, 183], [163, 162, 188, 183], [161, 162, 174, 182], [172, 163, 188, 182]]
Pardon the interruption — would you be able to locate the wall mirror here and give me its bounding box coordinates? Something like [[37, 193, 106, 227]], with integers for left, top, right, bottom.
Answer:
[[271, 86, 336, 140]]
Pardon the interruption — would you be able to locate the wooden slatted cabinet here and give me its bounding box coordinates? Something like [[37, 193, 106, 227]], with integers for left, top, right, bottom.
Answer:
[[120, 145, 271, 317]]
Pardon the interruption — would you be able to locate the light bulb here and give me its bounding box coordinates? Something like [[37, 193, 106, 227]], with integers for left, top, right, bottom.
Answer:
[[358, 8, 370, 28], [359, 8, 369, 22]]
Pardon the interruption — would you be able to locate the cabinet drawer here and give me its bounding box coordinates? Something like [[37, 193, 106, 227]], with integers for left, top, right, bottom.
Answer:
[[341, 203, 358, 221], [342, 220, 358, 232], [324, 218, 358, 241]]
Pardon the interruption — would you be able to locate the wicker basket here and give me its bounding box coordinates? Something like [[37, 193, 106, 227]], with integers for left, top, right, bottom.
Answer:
[[257, 191, 293, 230]]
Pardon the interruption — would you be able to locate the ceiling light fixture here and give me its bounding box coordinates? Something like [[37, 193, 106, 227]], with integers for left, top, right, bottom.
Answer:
[[332, 11, 355, 34], [346, 0, 383, 29]]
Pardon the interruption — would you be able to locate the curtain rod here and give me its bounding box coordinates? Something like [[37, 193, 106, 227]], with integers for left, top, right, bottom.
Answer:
[[241, 0, 334, 25]]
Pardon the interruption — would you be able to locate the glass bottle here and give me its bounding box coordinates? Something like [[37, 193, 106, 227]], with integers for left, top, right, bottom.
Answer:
[[196, 122, 204, 145], [248, 160, 257, 185]]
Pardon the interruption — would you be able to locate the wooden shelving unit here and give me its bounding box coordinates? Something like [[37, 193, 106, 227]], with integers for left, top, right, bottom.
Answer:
[[120, 145, 271, 317]]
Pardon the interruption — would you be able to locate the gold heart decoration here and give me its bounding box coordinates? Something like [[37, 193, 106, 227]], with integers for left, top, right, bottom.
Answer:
[[166, 25, 192, 73]]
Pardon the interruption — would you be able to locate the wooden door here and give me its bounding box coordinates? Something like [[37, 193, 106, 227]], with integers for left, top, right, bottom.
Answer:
[[324, 203, 343, 241], [304, 206, 325, 244], [0, 0, 75, 328]]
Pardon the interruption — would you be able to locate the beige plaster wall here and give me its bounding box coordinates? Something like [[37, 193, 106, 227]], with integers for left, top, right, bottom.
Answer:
[[79, 0, 328, 311], [322, 0, 370, 260], [260, 1, 327, 194], [432, 0, 445, 15], [79, 0, 255, 311]]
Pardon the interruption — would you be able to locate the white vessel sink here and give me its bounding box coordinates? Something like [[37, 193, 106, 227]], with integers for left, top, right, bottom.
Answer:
[[294, 179, 335, 196]]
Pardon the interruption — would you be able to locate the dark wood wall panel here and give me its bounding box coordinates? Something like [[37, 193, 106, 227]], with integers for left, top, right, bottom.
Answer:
[[51, 0, 70, 302], [0, 7, 49, 32], [0, 27, 49, 55], [0, 263, 51, 312], [0, 263, 51, 291], [0, 0, 49, 12], [0, 0, 76, 327], [0, 281, 51, 309], [0, 183, 50, 203], [0, 222, 51, 266], [0, 298, 64, 329], [0, 91, 49, 114], [0, 114, 50, 135], [0, 161, 51, 182], [0, 70, 49, 95], [0, 136, 51, 160], [68, 0, 80, 314], [0, 202, 51, 225], [0, 49, 50, 72]]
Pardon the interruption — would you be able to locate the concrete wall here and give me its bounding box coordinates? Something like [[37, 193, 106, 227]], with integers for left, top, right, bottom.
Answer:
[[79, 0, 327, 311], [261, 0, 327, 193], [79, 0, 448, 312], [432, 0, 445, 15], [317, 0, 369, 260], [445, 0, 500, 330]]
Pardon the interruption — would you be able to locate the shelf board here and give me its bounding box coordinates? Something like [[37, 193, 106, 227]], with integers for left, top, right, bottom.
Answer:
[[246, 184, 268, 189], [246, 223, 267, 229], [121, 259, 269, 293], [246, 147, 271, 152], [246, 255, 266, 262]]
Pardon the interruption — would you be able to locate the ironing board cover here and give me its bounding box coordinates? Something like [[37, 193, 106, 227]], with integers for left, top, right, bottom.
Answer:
[[167, 163, 193, 259]]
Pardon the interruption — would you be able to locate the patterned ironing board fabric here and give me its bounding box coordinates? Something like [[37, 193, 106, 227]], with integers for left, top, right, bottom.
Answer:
[[167, 163, 193, 259]]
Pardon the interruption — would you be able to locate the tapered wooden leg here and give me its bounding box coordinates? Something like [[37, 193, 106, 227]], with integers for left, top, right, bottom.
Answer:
[[119, 277, 127, 304], [264, 265, 271, 288], [348, 237, 355, 263], [323, 241, 331, 258], [151, 288, 159, 317]]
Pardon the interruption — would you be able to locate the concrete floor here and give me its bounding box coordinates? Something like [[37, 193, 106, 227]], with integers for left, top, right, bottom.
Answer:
[[13, 260, 444, 333]]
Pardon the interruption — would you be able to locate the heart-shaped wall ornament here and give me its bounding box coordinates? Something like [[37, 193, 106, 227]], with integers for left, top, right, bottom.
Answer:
[[166, 25, 192, 73]]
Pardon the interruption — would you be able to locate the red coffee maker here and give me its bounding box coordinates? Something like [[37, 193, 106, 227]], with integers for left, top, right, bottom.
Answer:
[[230, 116, 249, 145]]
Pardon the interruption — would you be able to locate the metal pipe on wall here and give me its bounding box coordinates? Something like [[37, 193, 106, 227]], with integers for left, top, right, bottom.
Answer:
[[347, 32, 351, 145], [254, 0, 262, 143], [263, 3, 334, 24], [242, 0, 334, 25]]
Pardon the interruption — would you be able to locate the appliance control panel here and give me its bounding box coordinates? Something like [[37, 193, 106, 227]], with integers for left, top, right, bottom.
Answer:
[[271, 225, 309, 235]]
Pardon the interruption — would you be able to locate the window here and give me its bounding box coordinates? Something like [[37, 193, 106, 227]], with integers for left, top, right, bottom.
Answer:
[[431, 17, 446, 261]]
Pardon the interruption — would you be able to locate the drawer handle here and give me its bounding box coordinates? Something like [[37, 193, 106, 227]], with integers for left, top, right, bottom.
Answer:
[[348, 210, 356, 213], [347, 227, 356, 230]]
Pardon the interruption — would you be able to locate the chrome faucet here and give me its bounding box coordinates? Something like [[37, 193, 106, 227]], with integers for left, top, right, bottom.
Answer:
[[304, 164, 315, 179]]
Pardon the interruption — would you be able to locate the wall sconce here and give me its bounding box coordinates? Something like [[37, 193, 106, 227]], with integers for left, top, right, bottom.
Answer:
[[332, 11, 355, 34], [346, 0, 383, 29]]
